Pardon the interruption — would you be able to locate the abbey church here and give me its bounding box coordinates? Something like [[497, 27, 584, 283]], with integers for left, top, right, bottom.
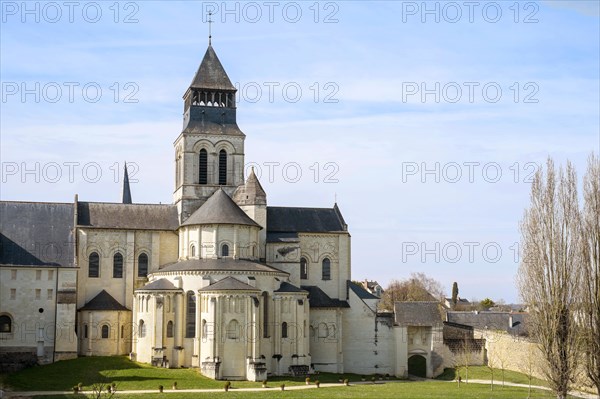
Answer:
[[0, 44, 446, 380]]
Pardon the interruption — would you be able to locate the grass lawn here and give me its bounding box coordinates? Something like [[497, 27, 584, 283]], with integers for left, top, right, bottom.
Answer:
[[3, 356, 575, 398], [2, 356, 374, 391], [436, 366, 549, 387], [32, 383, 578, 399]]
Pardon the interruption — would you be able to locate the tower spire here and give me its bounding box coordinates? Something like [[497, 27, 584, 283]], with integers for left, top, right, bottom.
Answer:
[[122, 162, 132, 204]]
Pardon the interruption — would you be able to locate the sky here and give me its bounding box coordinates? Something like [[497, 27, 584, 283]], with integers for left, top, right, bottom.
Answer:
[[1, 0, 599, 303]]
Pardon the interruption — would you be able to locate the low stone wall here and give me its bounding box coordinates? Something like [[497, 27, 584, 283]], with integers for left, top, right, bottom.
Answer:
[[0, 350, 38, 373]]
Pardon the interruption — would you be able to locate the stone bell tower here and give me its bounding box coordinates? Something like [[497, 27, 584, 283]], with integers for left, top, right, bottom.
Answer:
[[173, 44, 246, 222]]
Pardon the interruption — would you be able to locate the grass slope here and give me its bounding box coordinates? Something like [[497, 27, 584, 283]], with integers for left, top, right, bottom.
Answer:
[[34, 383, 575, 399], [436, 366, 549, 387]]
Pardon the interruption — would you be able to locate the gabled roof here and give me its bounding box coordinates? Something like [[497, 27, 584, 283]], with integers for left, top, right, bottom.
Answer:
[[182, 189, 260, 228], [0, 201, 75, 268], [267, 205, 347, 233], [199, 276, 260, 292], [77, 202, 178, 231], [394, 302, 443, 327], [446, 311, 528, 332], [300, 285, 350, 308], [137, 278, 180, 291], [158, 257, 287, 274], [189, 45, 236, 91], [348, 281, 379, 300], [79, 290, 129, 311], [233, 168, 267, 206], [275, 282, 307, 294]]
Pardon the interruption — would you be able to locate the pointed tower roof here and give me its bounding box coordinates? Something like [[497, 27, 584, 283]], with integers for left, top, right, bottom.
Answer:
[[189, 45, 236, 91], [233, 167, 267, 206], [122, 163, 132, 204], [79, 290, 129, 311], [182, 188, 260, 227]]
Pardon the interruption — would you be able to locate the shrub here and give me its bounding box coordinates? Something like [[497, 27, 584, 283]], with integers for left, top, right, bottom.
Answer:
[[280, 383, 285, 391], [315, 380, 320, 388], [224, 381, 231, 392], [158, 385, 164, 392]]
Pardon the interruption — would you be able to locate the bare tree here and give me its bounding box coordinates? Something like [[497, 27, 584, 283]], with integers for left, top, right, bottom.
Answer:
[[517, 158, 582, 399], [486, 345, 496, 391], [379, 272, 444, 311], [519, 343, 539, 399], [580, 153, 600, 395]]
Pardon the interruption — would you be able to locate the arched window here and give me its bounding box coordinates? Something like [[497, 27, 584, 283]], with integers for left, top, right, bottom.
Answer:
[[190, 244, 196, 258], [199, 149, 208, 184], [101, 324, 109, 339], [166, 321, 174, 338], [185, 291, 196, 338], [300, 257, 308, 280], [113, 252, 123, 278], [318, 322, 329, 338], [84, 324, 88, 339], [88, 252, 99, 278], [221, 244, 229, 257], [281, 322, 288, 338], [262, 292, 270, 338], [322, 258, 331, 280], [139, 320, 146, 338], [227, 319, 239, 340], [121, 325, 124, 338], [138, 253, 148, 278], [218, 149, 227, 185], [0, 315, 12, 333]]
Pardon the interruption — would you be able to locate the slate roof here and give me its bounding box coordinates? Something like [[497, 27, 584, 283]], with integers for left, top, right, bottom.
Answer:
[[137, 278, 180, 291], [77, 202, 178, 231], [189, 45, 236, 91], [182, 120, 245, 136], [182, 189, 260, 228], [446, 311, 528, 332], [394, 302, 443, 326], [199, 276, 260, 292], [79, 290, 129, 311], [267, 204, 347, 233], [275, 282, 307, 294], [266, 232, 300, 243], [0, 201, 75, 267], [348, 281, 379, 300], [157, 257, 287, 274], [300, 285, 350, 308]]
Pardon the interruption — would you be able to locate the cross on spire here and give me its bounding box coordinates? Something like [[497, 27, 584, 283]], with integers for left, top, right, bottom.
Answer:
[[208, 11, 213, 45]]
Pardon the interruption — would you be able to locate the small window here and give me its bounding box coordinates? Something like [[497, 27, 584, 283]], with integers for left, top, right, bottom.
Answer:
[[48, 270, 54, 280], [121, 325, 124, 338], [35, 289, 41, 300], [36, 270, 41, 280], [282, 322, 288, 338], [138, 253, 148, 278], [89, 252, 100, 278], [10, 289, 16, 300], [0, 315, 12, 333], [167, 321, 174, 338], [218, 149, 227, 185], [139, 320, 146, 338], [190, 245, 196, 258], [101, 325, 109, 339], [300, 257, 308, 280], [84, 324, 88, 338], [199, 149, 208, 184], [322, 258, 331, 280], [47, 289, 53, 300], [202, 319, 208, 337], [11, 270, 17, 280], [113, 252, 123, 278], [222, 244, 229, 257]]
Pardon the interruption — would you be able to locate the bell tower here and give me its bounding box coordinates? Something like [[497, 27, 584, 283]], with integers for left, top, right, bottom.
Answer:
[[173, 44, 246, 222]]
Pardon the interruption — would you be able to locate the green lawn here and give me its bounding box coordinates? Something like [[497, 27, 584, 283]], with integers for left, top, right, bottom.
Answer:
[[436, 366, 549, 387], [2, 356, 377, 391], [33, 383, 576, 399], [2, 356, 574, 399]]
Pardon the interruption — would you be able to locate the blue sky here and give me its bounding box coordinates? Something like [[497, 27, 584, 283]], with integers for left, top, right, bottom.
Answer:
[[1, 0, 599, 302]]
